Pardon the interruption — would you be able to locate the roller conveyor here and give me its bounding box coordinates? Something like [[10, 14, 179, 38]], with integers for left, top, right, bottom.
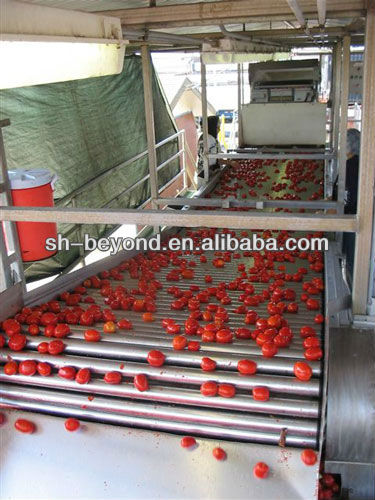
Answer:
[[0, 159, 325, 499]]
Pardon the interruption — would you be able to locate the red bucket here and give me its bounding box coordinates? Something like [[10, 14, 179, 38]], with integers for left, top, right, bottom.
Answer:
[[9, 169, 58, 262]]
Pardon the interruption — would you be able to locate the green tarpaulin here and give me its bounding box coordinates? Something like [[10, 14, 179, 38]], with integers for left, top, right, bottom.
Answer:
[[0, 55, 179, 282]]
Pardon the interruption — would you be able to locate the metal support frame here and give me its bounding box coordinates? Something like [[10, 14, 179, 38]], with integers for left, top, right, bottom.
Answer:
[[331, 40, 342, 157], [208, 152, 334, 160], [141, 44, 159, 211], [336, 36, 351, 209], [352, 3, 375, 316], [200, 53, 209, 183], [0, 119, 25, 294]]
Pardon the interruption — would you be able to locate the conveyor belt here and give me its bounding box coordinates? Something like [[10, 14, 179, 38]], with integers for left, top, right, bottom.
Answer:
[[0, 159, 324, 450]]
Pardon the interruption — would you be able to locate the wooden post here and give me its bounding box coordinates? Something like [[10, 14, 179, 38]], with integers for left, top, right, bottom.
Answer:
[[141, 45, 159, 233], [237, 63, 243, 148], [200, 54, 209, 183], [352, 3, 375, 315], [0, 123, 25, 293], [336, 35, 351, 208], [141, 45, 158, 207]]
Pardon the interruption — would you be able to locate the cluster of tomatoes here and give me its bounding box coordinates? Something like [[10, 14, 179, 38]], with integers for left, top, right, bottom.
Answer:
[[318, 471, 341, 499]]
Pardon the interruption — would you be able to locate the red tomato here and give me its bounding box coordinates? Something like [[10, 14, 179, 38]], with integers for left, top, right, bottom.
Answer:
[[253, 462, 269, 479], [304, 347, 323, 361], [212, 447, 226, 460], [267, 314, 282, 328], [19, 360, 37, 376], [235, 328, 252, 339], [216, 329, 233, 344], [3, 318, 21, 335], [48, 339, 65, 355], [117, 318, 133, 330], [40, 312, 58, 326], [253, 387, 269, 401], [8, 333, 27, 351], [54, 323, 71, 338], [180, 436, 197, 448], [14, 418, 35, 434], [134, 374, 149, 392], [200, 381, 218, 397], [37, 362, 52, 377], [142, 312, 154, 323], [103, 321, 116, 334], [201, 357, 217, 372], [44, 324, 56, 337], [306, 298, 320, 310], [294, 361, 313, 381], [147, 350, 165, 367], [300, 326, 317, 338], [165, 323, 181, 335], [237, 359, 257, 375], [303, 337, 320, 349], [261, 342, 278, 358], [28, 324, 40, 336], [4, 360, 18, 375], [301, 448, 317, 465], [172, 336, 187, 350], [218, 384, 236, 398], [188, 341, 200, 351], [314, 313, 324, 324], [84, 329, 101, 342], [75, 368, 91, 384], [104, 371, 122, 384], [65, 418, 80, 432], [58, 366, 76, 380]]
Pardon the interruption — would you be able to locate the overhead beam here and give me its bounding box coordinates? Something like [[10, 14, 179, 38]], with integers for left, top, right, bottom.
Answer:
[[188, 26, 364, 39], [100, 1, 366, 29], [286, 0, 307, 27], [0, 206, 357, 233]]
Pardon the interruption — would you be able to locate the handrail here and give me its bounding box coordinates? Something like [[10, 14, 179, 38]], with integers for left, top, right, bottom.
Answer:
[[56, 130, 184, 207]]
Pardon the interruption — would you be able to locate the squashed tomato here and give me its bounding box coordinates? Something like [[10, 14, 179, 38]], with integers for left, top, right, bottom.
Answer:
[[188, 341, 200, 351], [134, 374, 149, 392]]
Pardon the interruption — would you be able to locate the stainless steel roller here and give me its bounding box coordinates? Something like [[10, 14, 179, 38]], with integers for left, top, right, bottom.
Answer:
[[22, 336, 321, 377], [0, 373, 319, 418], [0, 349, 320, 397]]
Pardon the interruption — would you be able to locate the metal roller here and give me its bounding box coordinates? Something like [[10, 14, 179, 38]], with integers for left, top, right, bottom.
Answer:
[[22, 336, 321, 377], [0, 349, 320, 397], [0, 390, 317, 447], [0, 384, 317, 437], [0, 373, 319, 418]]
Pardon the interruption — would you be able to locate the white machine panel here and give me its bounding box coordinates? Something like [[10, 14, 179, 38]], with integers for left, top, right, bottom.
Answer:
[[241, 102, 326, 146]]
